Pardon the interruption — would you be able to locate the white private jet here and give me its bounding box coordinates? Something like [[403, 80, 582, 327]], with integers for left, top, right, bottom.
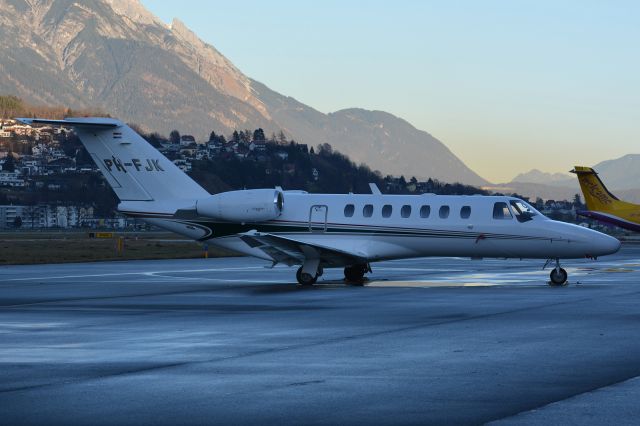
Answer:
[[18, 117, 620, 286]]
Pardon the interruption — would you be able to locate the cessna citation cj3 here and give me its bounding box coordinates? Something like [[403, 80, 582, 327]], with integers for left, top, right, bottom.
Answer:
[[18, 118, 620, 286]]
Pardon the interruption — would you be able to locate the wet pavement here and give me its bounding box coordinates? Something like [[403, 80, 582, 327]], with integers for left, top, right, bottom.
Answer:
[[1, 245, 640, 425]]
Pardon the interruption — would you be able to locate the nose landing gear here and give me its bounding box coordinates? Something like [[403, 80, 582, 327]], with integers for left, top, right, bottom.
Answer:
[[547, 258, 568, 286]]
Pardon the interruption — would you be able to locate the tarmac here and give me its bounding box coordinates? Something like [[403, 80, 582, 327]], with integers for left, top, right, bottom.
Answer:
[[2, 245, 640, 425]]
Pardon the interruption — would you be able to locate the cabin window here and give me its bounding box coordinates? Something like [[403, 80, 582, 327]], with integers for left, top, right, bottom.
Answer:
[[460, 206, 471, 219], [344, 204, 355, 217], [382, 204, 393, 218], [420, 205, 431, 218], [493, 202, 513, 219], [401, 205, 412, 218], [363, 204, 374, 218], [439, 205, 450, 219]]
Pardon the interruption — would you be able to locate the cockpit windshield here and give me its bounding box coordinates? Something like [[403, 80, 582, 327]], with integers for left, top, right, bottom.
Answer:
[[509, 200, 538, 223]]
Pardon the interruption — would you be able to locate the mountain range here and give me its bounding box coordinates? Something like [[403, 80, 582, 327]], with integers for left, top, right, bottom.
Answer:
[[487, 154, 640, 203], [511, 169, 574, 186], [0, 0, 488, 186]]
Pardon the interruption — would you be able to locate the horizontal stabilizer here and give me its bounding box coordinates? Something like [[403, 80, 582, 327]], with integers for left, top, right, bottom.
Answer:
[[570, 166, 597, 175], [16, 117, 120, 129]]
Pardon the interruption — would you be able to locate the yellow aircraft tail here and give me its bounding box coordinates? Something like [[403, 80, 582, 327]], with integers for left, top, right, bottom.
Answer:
[[571, 166, 633, 212], [572, 166, 640, 231]]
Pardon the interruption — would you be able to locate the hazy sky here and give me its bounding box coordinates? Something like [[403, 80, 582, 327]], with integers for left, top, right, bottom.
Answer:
[[143, 1, 639, 183]]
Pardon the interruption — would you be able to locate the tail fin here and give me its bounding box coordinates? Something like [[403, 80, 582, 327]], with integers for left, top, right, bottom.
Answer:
[[17, 118, 209, 203], [571, 166, 630, 212]]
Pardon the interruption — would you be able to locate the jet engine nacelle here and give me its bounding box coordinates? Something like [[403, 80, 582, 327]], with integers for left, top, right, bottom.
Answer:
[[196, 189, 284, 223]]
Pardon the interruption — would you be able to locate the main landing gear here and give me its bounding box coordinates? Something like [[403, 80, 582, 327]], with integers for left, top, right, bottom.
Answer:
[[296, 265, 323, 286], [295, 263, 371, 286], [344, 263, 371, 285], [547, 258, 568, 286]]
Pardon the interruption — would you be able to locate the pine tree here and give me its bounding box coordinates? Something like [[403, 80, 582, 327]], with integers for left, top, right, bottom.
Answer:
[[3, 152, 15, 172], [252, 128, 266, 142], [573, 193, 583, 208], [169, 130, 181, 144], [278, 130, 287, 144]]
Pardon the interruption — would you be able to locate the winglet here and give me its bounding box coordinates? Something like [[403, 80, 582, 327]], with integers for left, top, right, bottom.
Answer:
[[369, 183, 381, 195]]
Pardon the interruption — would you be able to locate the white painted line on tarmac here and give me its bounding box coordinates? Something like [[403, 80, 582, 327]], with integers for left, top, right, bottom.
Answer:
[[2, 266, 269, 282], [147, 273, 288, 283]]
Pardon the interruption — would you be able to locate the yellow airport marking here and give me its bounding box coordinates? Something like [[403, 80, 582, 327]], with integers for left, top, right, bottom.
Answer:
[[602, 268, 635, 273], [95, 232, 114, 238]]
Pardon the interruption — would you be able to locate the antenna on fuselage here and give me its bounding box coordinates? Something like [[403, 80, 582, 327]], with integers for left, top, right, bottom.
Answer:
[[369, 183, 381, 195]]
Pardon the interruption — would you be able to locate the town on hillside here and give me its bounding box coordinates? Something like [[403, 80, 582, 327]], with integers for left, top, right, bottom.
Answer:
[[0, 118, 587, 231]]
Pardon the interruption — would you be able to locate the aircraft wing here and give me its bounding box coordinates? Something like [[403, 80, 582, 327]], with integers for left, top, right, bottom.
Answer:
[[239, 232, 366, 267]]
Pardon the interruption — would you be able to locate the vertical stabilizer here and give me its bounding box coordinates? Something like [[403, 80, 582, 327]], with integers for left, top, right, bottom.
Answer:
[[17, 118, 209, 203], [571, 166, 628, 212]]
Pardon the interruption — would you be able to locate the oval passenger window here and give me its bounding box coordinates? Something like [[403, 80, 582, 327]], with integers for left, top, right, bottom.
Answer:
[[460, 206, 471, 219], [344, 204, 355, 217], [439, 205, 450, 219]]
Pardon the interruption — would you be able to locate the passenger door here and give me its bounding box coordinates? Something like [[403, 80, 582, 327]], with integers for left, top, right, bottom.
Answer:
[[309, 205, 328, 232]]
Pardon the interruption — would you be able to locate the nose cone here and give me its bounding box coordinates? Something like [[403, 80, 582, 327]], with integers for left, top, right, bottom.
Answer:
[[595, 233, 621, 256], [556, 222, 621, 258]]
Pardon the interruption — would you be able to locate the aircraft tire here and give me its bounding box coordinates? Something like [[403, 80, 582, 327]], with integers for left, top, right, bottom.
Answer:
[[344, 265, 366, 284], [549, 267, 568, 286], [296, 266, 317, 286]]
